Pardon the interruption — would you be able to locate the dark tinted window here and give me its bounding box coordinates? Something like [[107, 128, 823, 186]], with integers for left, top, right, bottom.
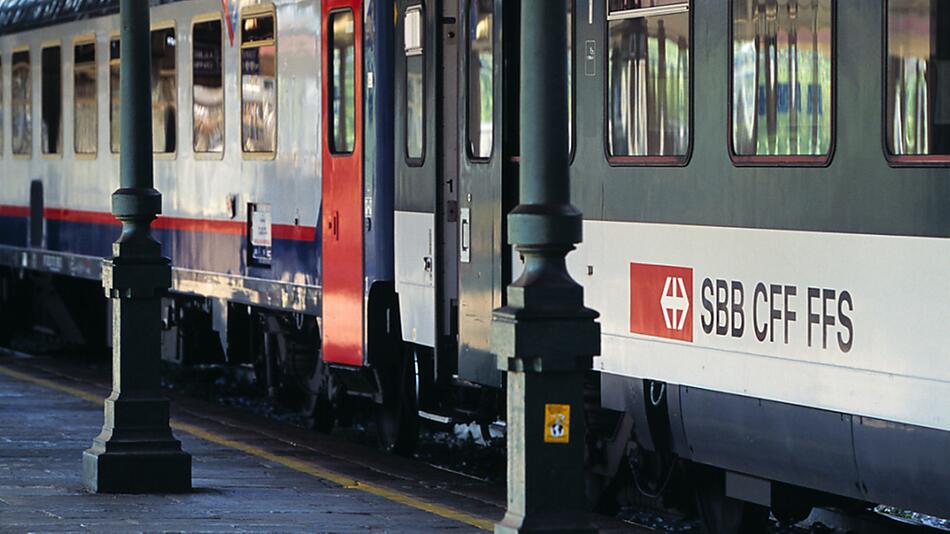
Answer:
[[151, 28, 177, 154], [12, 50, 31, 156], [41, 46, 62, 155], [467, 0, 493, 159], [74, 42, 97, 155], [732, 0, 833, 158], [607, 1, 689, 159], [329, 10, 356, 154], [886, 0, 950, 157], [567, 1, 573, 154], [194, 19, 224, 154], [241, 12, 277, 153]]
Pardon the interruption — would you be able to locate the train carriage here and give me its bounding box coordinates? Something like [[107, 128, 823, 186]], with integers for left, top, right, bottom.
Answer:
[[392, 0, 950, 528], [0, 0, 410, 442]]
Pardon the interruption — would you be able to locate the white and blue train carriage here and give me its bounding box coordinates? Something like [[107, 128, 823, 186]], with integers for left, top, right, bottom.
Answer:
[[0, 0, 412, 447]]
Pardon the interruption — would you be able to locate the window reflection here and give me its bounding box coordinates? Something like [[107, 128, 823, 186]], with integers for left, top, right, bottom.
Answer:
[[609, 0, 688, 9], [887, 0, 950, 156], [467, 0, 492, 159], [405, 6, 424, 161], [0, 57, 4, 156], [12, 50, 31, 156], [151, 28, 177, 154], [329, 10, 356, 154], [607, 2, 690, 158], [194, 20, 224, 154], [110, 38, 119, 153], [732, 0, 833, 158], [242, 12, 277, 153], [74, 42, 97, 155]]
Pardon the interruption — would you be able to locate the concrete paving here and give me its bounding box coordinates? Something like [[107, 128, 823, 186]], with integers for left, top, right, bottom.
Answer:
[[0, 370, 480, 533]]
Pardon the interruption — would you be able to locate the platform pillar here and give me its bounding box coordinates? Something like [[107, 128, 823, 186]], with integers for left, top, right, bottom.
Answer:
[[83, 0, 191, 493], [491, 2, 599, 533]]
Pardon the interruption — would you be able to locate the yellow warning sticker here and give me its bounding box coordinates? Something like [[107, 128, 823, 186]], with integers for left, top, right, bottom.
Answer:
[[544, 404, 570, 444]]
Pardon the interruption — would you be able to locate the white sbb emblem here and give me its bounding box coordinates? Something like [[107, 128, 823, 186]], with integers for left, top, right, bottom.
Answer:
[[660, 276, 690, 331]]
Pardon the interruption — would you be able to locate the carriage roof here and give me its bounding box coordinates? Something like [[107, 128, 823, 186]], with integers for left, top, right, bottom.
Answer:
[[0, 0, 184, 35]]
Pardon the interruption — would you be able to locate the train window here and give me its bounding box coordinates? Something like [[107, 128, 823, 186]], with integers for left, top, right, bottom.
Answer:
[[886, 0, 950, 161], [41, 45, 62, 156], [568, 1, 573, 156], [110, 38, 119, 153], [731, 0, 833, 162], [241, 10, 277, 154], [152, 28, 177, 154], [405, 6, 424, 162], [329, 10, 356, 154], [467, 0, 493, 160], [193, 19, 224, 154], [606, 1, 690, 162], [0, 56, 4, 157], [74, 41, 97, 156], [12, 49, 31, 157]]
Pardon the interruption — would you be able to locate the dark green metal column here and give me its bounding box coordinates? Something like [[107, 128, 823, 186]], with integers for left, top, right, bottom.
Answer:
[[82, 0, 191, 493], [491, 2, 599, 533]]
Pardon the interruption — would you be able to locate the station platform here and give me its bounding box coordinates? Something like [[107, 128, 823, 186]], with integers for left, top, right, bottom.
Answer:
[[0, 356, 639, 533]]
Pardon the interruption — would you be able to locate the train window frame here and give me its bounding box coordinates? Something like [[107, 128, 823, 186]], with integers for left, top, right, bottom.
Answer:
[[568, 0, 576, 164], [327, 8, 358, 156], [109, 34, 120, 155], [239, 5, 278, 160], [881, 0, 950, 167], [11, 45, 32, 160], [40, 41, 63, 160], [192, 13, 226, 161], [73, 35, 97, 160], [727, 0, 837, 168], [603, 1, 693, 167], [465, 0, 494, 163], [404, 3, 425, 166], [151, 22, 178, 159], [0, 54, 4, 158]]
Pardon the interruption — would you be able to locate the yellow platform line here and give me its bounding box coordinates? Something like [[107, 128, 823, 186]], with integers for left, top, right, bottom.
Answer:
[[0, 364, 494, 531]]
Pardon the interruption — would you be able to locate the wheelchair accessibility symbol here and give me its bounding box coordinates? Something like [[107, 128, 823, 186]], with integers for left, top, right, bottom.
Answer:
[[544, 404, 570, 444]]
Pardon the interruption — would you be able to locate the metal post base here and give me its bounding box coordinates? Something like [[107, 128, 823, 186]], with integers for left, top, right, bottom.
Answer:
[[82, 396, 191, 494], [495, 513, 598, 534]]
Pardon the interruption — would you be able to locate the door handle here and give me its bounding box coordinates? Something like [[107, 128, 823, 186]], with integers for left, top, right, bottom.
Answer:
[[460, 208, 471, 264], [327, 211, 340, 241]]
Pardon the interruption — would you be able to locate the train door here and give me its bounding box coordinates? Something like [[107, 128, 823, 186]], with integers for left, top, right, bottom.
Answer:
[[394, 0, 459, 383], [322, 1, 364, 366], [436, 0, 460, 378], [456, 0, 517, 387]]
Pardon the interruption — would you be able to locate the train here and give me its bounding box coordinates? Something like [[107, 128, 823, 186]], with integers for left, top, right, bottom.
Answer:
[[0, 0, 947, 531]]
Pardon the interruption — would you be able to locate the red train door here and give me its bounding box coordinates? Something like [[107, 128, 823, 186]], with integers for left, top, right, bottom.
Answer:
[[322, 1, 364, 366]]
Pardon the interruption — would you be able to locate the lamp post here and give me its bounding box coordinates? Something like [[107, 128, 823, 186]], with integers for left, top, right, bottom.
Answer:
[[491, 2, 599, 532], [82, 0, 191, 493]]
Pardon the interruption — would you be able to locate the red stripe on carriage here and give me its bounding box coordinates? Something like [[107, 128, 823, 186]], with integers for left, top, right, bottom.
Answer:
[[0, 205, 316, 241], [0, 205, 30, 218]]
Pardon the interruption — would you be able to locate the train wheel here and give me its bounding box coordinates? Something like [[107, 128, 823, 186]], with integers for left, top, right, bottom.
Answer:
[[375, 346, 419, 455], [302, 359, 335, 433], [254, 313, 321, 408], [694, 466, 770, 534]]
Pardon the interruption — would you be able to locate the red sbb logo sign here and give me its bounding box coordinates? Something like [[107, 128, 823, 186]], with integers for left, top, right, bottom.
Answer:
[[630, 262, 694, 342]]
